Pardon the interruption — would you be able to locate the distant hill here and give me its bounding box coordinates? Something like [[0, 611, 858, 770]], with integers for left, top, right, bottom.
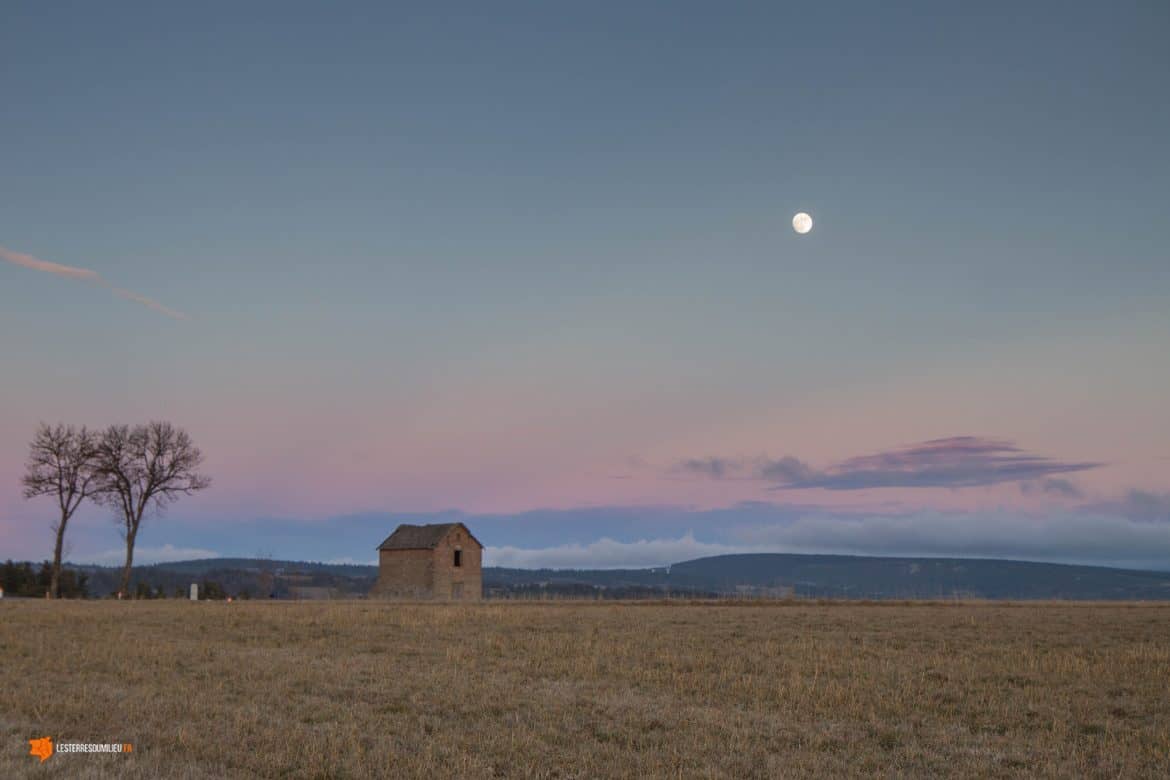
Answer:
[[666, 554, 1170, 600], [67, 559, 378, 599], [118, 558, 378, 578], [485, 554, 1170, 600], [54, 553, 1170, 600]]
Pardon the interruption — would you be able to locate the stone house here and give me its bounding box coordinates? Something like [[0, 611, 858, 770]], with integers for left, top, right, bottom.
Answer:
[[369, 522, 483, 600]]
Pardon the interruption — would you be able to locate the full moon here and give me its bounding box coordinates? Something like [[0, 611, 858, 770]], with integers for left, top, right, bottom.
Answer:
[[792, 212, 813, 234]]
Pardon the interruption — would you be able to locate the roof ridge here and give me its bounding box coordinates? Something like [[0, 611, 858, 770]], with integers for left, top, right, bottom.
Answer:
[[376, 522, 480, 550]]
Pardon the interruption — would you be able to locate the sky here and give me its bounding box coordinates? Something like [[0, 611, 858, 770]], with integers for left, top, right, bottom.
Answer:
[[2, 2, 1169, 570]]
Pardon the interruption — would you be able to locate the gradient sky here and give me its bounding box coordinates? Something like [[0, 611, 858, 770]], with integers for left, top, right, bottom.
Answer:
[[2, 2, 1168, 569]]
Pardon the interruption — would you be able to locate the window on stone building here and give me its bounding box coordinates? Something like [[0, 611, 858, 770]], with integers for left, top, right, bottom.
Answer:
[[454, 548, 463, 567]]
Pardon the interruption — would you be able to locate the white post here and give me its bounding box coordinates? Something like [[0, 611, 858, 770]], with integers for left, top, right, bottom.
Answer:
[[189, 583, 198, 601]]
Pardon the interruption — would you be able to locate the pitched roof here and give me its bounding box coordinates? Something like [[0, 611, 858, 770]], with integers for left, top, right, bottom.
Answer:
[[376, 522, 483, 551]]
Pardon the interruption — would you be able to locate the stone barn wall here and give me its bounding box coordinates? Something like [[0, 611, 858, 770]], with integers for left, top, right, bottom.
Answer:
[[373, 548, 434, 598], [430, 525, 483, 600]]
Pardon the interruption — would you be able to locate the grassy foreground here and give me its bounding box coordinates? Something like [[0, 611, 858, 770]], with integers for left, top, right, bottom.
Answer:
[[1, 601, 1168, 778]]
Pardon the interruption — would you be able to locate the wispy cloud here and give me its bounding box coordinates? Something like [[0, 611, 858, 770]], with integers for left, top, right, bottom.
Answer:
[[1083, 490, 1170, 524], [1, 244, 187, 320], [676, 437, 1102, 491], [1020, 478, 1084, 499], [0, 245, 99, 280], [675, 456, 814, 482], [676, 457, 743, 480], [108, 286, 189, 320]]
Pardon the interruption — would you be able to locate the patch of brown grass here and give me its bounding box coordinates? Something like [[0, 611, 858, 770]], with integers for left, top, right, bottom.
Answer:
[[1, 601, 1168, 778]]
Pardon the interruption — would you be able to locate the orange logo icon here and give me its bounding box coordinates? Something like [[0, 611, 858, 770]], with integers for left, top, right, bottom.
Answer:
[[29, 736, 54, 763]]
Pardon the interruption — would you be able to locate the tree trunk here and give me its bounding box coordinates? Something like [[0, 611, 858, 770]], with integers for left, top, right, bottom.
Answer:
[[119, 529, 137, 597], [50, 514, 67, 599]]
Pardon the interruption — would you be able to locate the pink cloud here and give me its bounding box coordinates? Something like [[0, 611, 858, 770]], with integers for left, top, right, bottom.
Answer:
[[0, 245, 98, 280], [109, 286, 189, 320], [1, 243, 187, 320]]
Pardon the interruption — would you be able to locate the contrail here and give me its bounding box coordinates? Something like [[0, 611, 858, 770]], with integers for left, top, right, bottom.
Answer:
[[109, 286, 189, 321], [0, 245, 99, 280], [0, 244, 188, 320]]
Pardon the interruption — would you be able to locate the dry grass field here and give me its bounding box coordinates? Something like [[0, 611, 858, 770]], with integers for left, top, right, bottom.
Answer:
[[1, 600, 1168, 778]]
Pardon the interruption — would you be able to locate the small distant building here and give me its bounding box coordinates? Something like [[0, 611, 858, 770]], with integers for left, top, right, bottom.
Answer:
[[370, 522, 483, 600]]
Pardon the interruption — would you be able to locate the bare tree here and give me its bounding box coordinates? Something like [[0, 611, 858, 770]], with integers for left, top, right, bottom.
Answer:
[[94, 422, 211, 596], [22, 423, 101, 598]]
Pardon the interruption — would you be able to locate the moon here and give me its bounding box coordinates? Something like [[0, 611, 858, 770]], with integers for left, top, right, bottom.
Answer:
[[792, 212, 813, 234]]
